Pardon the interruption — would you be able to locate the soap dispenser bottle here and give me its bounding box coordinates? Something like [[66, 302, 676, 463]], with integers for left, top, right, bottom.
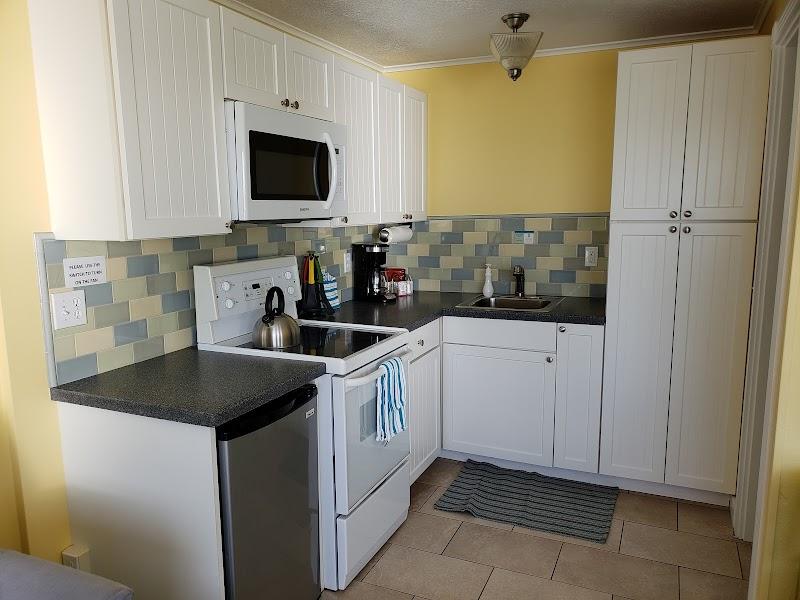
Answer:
[[482, 264, 494, 298]]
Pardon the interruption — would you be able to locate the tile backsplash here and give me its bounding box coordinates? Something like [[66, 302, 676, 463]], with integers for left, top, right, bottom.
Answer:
[[43, 213, 608, 385], [386, 214, 609, 297]]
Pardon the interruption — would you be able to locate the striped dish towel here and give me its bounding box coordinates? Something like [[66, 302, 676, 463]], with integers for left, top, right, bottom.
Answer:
[[376, 357, 407, 442], [323, 271, 340, 309]]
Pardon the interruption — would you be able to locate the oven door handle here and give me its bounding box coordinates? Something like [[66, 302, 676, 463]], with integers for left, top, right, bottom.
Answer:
[[321, 132, 337, 209], [344, 349, 413, 390]]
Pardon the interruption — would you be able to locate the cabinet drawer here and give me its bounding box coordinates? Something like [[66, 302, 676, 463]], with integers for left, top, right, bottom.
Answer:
[[442, 317, 556, 352], [409, 319, 440, 360]]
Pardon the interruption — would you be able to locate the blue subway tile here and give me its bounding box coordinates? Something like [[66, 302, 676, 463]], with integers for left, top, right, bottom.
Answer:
[[173, 237, 200, 251], [188, 249, 213, 267], [56, 354, 98, 384], [500, 217, 525, 231], [326, 264, 341, 278], [511, 257, 538, 269], [537, 283, 562, 296], [413, 221, 429, 233], [79, 283, 113, 307], [429, 244, 452, 257], [550, 270, 576, 284], [127, 254, 159, 277], [237, 245, 258, 260], [475, 244, 499, 257], [440, 232, 464, 244], [418, 256, 440, 268], [494, 281, 511, 295], [43, 240, 66, 264], [538, 231, 564, 244], [340, 287, 354, 303], [440, 280, 463, 292], [162, 290, 191, 313], [114, 319, 148, 346], [451, 268, 475, 281], [388, 243, 407, 256]]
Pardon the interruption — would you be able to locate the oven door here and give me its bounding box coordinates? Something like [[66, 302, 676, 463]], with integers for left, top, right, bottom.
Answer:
[[231, 101, 344, 221], [332, 348, 411, 515]]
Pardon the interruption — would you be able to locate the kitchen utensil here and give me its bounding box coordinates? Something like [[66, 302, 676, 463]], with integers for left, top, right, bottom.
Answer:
[[253, 286, 301, 349]]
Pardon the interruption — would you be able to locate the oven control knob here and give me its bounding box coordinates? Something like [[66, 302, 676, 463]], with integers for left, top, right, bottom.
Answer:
[[220, 281, 232, 292], [287, 286, 295, 296], [284, 271, 292, 280], [224, 299, 235, 309]]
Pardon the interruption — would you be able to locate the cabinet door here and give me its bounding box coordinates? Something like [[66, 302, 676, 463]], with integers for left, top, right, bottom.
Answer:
[[409, 348, 442, 482], [666, 223, 756, 493], [682, 38, 771, 221], [554, 324, 604, 473], [377, 76, 405, 224], [284, 36, 334, 121], [334, 57, 379, 225], [109, 0, 231, 239], [219, 7, 286, 110], [443, 344, 556, 467], [610, 46, 692, 221], [403, 86, 427, 222], [600, 222, 679, 482]]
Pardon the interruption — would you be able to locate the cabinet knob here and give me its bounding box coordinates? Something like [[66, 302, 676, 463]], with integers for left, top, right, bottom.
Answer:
[[546, 356, 554, 363], [281, 98, 290, 107], [683, 210, 693, 218], [669, 226, 678, 233], [683, 226, 692, 233], [558, 326, 566, 333], [291, 100, 300, 109], [669, 211, 678, 218], [417, 339, 425, 346]]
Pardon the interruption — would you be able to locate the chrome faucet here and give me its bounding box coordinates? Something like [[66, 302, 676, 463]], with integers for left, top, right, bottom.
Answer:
[[512, 265, 525, 297]]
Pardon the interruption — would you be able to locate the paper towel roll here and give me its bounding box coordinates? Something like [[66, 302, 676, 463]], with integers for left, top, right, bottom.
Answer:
[[378, 226, 413, 244]]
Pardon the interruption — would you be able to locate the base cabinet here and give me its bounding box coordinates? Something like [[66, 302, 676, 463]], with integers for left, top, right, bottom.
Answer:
[[443, 343, 556, 467], [408, 347, 441, 482]]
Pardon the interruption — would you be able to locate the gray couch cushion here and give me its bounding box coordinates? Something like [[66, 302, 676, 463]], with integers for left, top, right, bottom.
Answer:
[[0, 550, 133, 600]]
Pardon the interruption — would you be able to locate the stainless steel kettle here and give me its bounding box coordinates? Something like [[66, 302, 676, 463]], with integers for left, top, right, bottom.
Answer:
[[252, 287, 301, 349]]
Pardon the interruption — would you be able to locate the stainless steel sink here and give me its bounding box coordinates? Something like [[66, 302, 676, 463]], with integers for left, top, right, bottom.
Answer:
[[456, 295, 565, 312]]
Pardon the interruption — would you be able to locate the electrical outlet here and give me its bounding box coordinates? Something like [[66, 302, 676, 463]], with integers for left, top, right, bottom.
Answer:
[[51, 290, 87, 329], [343, 250, 352, 274], [584, 246, 599, 267]]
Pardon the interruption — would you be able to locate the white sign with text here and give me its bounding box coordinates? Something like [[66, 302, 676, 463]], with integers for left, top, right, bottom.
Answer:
[[63, 256, 107, 287]]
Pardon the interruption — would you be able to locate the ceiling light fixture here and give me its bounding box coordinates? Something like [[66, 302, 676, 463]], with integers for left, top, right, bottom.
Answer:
[[489, 13, 543, 81]]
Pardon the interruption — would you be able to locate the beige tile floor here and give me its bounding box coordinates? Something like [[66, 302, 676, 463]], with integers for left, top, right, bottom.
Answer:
[[323, 458, 752, 600]]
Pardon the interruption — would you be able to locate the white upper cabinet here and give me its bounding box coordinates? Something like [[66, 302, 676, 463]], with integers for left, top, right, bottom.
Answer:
[[554, 324, 604, 474], [682, 38, 771, 221], [600, 222, 680, 482], [377, 76, 405, 224], [284, 36, 335, 121], [110, 0, 231, 240], [334, 57, 379, 225], [403, 86, 428, 222], [666, 223, 757, 493], [220, 7, 334, 121], [611, 46, 692, 222], [220, 7, 286, 111]]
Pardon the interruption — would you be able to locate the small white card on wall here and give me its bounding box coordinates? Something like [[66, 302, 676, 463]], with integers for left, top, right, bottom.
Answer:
[[63, 256, 107, 287]]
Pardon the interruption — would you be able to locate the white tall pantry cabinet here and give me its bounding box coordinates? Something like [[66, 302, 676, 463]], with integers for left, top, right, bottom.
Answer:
[[601, 37, 770, 494]]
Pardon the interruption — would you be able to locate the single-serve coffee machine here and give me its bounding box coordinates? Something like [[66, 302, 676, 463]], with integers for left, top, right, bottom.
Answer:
[[352, 243, 397, 303]]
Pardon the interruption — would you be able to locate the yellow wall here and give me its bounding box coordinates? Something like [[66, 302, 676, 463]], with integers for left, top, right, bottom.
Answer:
[[761, 0, 788, 34], [0, 0, 72, 560], [389, 51, 618, 216]]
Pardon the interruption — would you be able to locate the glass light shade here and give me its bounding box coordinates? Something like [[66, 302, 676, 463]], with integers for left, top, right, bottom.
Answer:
[[489, 31, 543, 79]]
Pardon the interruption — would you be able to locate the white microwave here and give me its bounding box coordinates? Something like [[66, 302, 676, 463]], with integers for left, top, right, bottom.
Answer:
[[225, 100, 346, 222]]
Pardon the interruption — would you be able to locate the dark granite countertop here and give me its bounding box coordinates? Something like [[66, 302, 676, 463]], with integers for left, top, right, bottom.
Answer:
[[317, 292, 606, 331], [51, 348, 326, 427]]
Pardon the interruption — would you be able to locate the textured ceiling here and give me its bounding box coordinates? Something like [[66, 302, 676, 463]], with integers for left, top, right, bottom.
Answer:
[[238, 0, 770, 66]]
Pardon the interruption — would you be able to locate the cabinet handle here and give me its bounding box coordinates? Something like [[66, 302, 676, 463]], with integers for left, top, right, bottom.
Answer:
[[669, 226, 678, 233], [683, 210, 693, 218], [417, 339, 425, 346], [281, 98, 290, 107], [669, 211, 678, 218], [683, 226, 692, 233], [558, 326, 566, 333], [291, 100, 300, 109], [546, 356, 554, 363]]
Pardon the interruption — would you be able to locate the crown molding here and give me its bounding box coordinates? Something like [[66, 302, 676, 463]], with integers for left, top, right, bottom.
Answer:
[[214, 0, 384, 72], [383, 24, 761, 72], [754, 0, 777, 32]]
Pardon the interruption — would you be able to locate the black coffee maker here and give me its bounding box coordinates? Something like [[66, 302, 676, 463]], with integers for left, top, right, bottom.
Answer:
[[352, 243, 397, 303]]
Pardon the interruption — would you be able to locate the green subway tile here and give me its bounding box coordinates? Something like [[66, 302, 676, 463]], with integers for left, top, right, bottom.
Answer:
[[225, 229, 248, 246], [536, 256, 564, 270], [452, 220, 476, 233], [246, 228, 268, 244], [417, 279, 441, 291], [450, 244, 476, 257], [200, 235, 228, 249], [141, 239, 172, 254], [462, 280, 483, 293], [93, 301, 131, 328], [286, 228, 304, 242], [147, 312, 179, 337], [146, 272, 177, 295], [499, 244, 524, 257], [112, 277, 148, 302], [474, 219, 500, 232], [429, 220, 452, 232], [107, 240, 142, 258], [53, 335, 76, 361], [294, 240, 313, 254], [97, 345, 135, 374], [188, 249, 213, 267], [177, 309, 196, 330], [46, 264, 65, 289], [257, 242, 280, 257], [66, 240, 108, 258], [159, 252, 189, 273], [561, 283, 591, 297], [133, 336, 165, 362], [524, 218, 552, 231], [415, 232, 442, 244], [463, 231, 488, 244], [564, 230, 594, 244], [213, 246, 237, 262], [550, 244, 578, 258], [577, 216, 608, 231]]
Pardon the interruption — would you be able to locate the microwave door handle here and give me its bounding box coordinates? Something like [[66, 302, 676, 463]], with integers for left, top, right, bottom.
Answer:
[[344, 349, 413, 390], [321, 132, 337, 209], [312, 141, 322, 201]]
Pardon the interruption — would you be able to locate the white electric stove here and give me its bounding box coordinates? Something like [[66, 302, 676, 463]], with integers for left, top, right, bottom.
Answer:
[[194, 256, 411, 591]]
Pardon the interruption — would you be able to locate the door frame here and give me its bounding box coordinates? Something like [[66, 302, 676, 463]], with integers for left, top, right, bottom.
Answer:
[[733, 0, 800, 587]]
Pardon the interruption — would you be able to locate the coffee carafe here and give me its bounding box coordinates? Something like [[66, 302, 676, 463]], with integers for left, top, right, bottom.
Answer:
[[352, 243, 397, 303]]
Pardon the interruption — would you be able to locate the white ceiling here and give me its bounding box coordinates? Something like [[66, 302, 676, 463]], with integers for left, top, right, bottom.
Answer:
[[236, 0, 772, 68]]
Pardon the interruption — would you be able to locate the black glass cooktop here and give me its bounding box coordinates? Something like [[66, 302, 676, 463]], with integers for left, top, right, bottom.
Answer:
[[238, 326, 393, 359]]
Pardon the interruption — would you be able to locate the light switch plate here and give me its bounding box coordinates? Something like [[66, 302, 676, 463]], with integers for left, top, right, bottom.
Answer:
[[51, 290, 87, 329], [584, 246, 599, 267]]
